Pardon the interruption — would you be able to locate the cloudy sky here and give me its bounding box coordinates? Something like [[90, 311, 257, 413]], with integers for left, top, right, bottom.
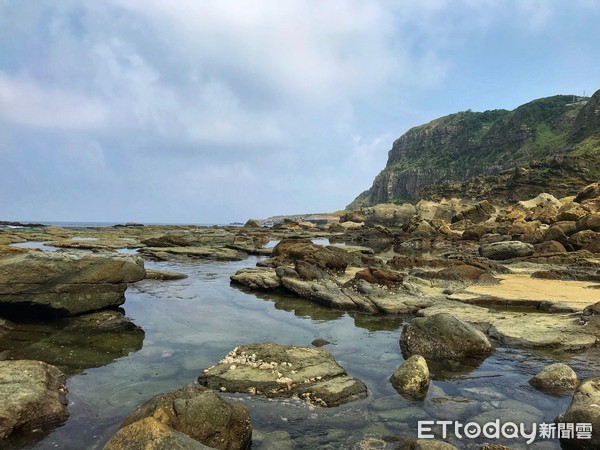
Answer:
[[1, 1, 599, 223]]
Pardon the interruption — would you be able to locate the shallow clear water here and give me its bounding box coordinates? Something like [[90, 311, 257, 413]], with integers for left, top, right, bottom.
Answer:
[[11, 241, 58, 252], [5, 255, 600, 449]]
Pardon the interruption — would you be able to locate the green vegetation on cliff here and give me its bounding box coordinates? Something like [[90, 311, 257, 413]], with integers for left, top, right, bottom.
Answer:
[[349, 90, 600, 209]]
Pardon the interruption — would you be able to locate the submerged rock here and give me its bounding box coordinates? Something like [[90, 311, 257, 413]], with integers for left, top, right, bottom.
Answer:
[[528, 363, 578, 395], [0, 249, 145, 315], [111, 385, 252, 450], [145, 269, 188, 280], [400, 313, 494, 360], [556, 377, 600, 449], [198, 342, 367, 407], [311, 338, 331, 347], [390, 355, 430, 400], [0, 360, 68, 439]]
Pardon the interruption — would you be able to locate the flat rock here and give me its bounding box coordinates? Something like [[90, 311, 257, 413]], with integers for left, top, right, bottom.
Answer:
[[0, 250, 145, 315], [197, 342, 367, 407], [116, 385, 251, 450], [418, 300, 598, 351], [140, 246, 245, 261], [400, 313, 494, 360], [145, 269, 188, 280], [230, 268, 281, 289], [0, 360, 69, 439]]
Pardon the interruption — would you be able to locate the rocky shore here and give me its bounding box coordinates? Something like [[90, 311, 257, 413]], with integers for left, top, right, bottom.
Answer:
[[0, 182, 599, 448]]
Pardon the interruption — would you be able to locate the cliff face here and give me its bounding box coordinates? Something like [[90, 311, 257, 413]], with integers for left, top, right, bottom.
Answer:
[[349, 90, 600, 209]]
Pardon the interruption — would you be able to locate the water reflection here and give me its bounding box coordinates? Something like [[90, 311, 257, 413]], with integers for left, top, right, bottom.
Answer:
[[230, 283, 345, 322], [0, 310, 144, 375]]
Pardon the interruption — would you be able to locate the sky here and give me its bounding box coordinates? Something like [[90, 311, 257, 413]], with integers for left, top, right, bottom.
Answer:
[[1, 1, 599, 223]]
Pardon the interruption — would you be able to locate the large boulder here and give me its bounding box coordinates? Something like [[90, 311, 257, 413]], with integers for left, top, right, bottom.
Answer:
[[0, 360, 69, 439], [544, 221, 577, 243], [509, 220, 544, 243], [529, 363, 578, 395], [400, 313, 494, 360], [363, 203, 417, 227], [556, 377, 600, 449], [451, 200, 495, 224], [272, 239, 351, 274], [113, 385, 251, 450], [478, 241, 534, 260], [0, 249, 145, 315], [575, 182, 600, 203], [568, 230, 600, 250], [389, 355, 430, 400], [557, 201, 588, 222], [198, 342, 367, 407], [577, 213, 600, 232]]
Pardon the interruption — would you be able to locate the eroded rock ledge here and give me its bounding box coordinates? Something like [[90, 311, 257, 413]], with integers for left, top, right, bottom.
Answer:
[[0, 249, 145, 315]]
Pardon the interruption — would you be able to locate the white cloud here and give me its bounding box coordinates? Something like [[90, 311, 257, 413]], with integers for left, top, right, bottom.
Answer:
[[0, 72, 109, 130], [0, 0, 599, 222]]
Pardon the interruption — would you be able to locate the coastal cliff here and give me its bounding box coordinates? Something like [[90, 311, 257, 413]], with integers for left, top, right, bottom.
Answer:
[[349, 90, 600, 209]]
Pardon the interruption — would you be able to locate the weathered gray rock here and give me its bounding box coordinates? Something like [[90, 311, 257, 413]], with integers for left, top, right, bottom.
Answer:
[[478, 240, 534, 260], [0, 249, 145, 315], [529, 363, 578, 395], [230, 268, 281, 289], [556, 377, 600, 449], [400, 313, 494, 360], [390, 355, 430, 400], [104, 417, 212, 449], [140, 246, 245, 261], [198, 342, 367, 407], [0, 360, 68, 439], [116, 385, 251, 450]]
